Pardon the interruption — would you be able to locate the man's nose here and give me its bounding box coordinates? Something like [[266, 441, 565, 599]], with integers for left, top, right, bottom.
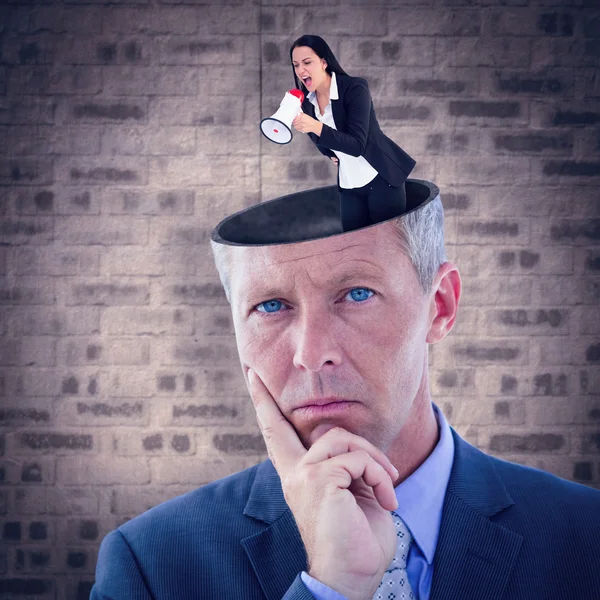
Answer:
[[292, 312, 342, 372]]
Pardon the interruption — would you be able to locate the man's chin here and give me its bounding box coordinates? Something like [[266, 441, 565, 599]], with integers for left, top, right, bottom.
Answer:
[[306, 423, 338, 446]]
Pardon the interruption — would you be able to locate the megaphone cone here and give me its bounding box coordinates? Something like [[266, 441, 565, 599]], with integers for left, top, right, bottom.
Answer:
[[260, 89, 305, 144]]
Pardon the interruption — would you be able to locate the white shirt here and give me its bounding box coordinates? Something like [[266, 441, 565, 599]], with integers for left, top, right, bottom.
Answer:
[[308, 72, 378, 190]]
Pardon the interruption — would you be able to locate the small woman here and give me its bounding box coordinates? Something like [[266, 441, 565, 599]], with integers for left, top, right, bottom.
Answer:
[[290, 35, 416, 232]]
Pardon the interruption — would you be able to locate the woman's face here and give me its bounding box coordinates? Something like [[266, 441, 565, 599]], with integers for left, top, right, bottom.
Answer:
[[291, 46, 328, 92]]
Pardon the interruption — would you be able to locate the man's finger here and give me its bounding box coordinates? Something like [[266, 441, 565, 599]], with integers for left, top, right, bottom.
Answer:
[[305, 427, 398, 483], [248, 369, 306, 474], [324, 451, 398, 512]]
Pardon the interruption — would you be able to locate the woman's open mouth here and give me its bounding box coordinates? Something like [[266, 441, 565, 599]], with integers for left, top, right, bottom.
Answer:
[[302, 77, 312, 87]]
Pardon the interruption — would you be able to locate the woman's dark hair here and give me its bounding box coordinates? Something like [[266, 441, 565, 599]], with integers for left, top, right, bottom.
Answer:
[[290, 35, 348, 95]]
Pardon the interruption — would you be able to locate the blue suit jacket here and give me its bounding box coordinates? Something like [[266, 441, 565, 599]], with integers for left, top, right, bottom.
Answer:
[[302, 73, 416, 188], [91, 430, 600, 599]]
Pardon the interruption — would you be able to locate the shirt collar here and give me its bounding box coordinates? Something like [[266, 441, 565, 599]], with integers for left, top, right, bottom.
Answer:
[[393, 403, 455, 565], [307, 71, 339, 106]]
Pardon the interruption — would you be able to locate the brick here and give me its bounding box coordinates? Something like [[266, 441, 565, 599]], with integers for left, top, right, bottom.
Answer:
[[29, 522, 48, 541], [460, 276, 532, 306], [478, 186, 572, 218], [8, 66, 102, 95], [159, 281, 226, 306], [64, 338, 149, 366], [531, 102, 600, 128], [489, 432, 567, 453], [102, 307, 194, 336], [114, 430, 196, 455], [148, 127, 196, 155], [531, 38, 598, 70], [457, 219, 530, 244], [578, 308, 600, 334], [104, 189, 195, 216], [68, 98, 148, 123], [338, 37, 434, 68], [0, 216, 54, 245], [18, 433, 94, 452], [0, 337, 55, 367], [436, 37, 532, 68], [152, 455, 261, 485], [64, 38, 150, 66], [58, 157, 148, 186], [492, 131, 573, 155], [578, 432, 600, 454], [159, 339, 238, 365], [0, 579, 52, 595], [532, 372, 570, 396], [540, 160, 600, 181], [164, 400, 245, 427], [67, 280, 150, 306], [158, 38, 245, 66], [21, 458, 56, 485], [430, 369, 476, 396], [104, 66, 198, 96], [484, 69, 573, 97], [578, 279, 600, 305], [29, 7, 103, 34], [15, 248, 100, 276], [3, 126, 100, 157], [155, 96, 246, 126], [450, 399, 526, 426], [109, 486, 197, 516], [103, 8, 197, 34], [437, 157, 529, 186], [16, 486, 100, 516], [109, 369, 154, 397], [149, 155, 248, 187], [58, 457, 149, 485], [552, 219, 600, 243], [488, 8, 572, 36], [538, 337, 600, 366], [0, 157, 54, 185], [0, 279, 56, 306], [213, 433, 266, 454], [0, 97, 56, 125], [529, 397, 600, 425], [196, 306, 235, 336], [17, 308, 100, 336], [481, 309, 569, 336], [55, 399, 148, 427], [387, 8, 480, 35], [450, 341, 526, 365], [476, 247, 573, 276]]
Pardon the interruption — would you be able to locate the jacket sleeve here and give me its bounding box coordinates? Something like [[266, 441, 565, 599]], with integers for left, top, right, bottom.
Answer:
[[316, 78, 371, 157], [89, 530, 154, 600], [282, 573, 318, 600]]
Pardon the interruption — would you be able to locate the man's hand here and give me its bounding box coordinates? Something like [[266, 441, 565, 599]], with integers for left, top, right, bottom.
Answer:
[[292, 113, 323, 136], [247, 369, 398, 600]]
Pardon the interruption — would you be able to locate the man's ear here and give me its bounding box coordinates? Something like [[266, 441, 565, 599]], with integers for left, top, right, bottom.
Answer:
[[426, 262, 461, 344]]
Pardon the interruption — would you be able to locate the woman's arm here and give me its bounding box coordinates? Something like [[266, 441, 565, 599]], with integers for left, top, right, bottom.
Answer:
[[316, 78, 371, 157]]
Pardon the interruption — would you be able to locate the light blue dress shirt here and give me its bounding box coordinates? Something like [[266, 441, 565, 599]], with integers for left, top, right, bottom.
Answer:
[[300, 404, 455, 600]]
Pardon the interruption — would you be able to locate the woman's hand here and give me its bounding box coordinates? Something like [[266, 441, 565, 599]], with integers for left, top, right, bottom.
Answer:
[[292, 113, 323, 136], [330, 156, 339, 166]]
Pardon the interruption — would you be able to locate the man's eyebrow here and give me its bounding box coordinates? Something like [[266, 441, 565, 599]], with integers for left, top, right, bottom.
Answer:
[[244, 268, 386, 302]]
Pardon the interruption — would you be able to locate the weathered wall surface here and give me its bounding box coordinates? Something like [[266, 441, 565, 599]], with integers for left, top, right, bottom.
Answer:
[[0, 0, 599, 597]]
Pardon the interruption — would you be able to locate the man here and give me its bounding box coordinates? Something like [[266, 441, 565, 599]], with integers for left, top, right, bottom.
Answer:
[[91, 182, 600, 600]]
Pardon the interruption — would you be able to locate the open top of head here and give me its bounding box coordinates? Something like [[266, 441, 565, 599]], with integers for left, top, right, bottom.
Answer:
[[211, 179, 440, 247]]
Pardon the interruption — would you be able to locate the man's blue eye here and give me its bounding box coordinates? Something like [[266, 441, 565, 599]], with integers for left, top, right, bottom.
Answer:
[[256, 299, 284, 314], [255, 288, 374, 314]]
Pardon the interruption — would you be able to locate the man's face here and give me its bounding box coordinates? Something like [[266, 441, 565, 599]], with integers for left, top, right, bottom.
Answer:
[[229, 224, 436, 452]]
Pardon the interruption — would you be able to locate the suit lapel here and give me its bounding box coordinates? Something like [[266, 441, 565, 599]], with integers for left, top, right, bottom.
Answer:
[[430, 431, 523, 600], [241, 461, 308, 600]]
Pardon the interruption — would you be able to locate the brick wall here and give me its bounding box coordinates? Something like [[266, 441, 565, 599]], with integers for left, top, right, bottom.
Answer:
[[0, 0, 599, 597]]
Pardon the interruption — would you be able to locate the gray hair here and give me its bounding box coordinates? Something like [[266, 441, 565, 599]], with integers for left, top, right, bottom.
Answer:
[[210, 195, 447, 302]]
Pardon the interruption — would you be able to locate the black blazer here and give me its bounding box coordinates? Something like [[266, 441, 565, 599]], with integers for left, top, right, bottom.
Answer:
[[302, 73, 416, 187]]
